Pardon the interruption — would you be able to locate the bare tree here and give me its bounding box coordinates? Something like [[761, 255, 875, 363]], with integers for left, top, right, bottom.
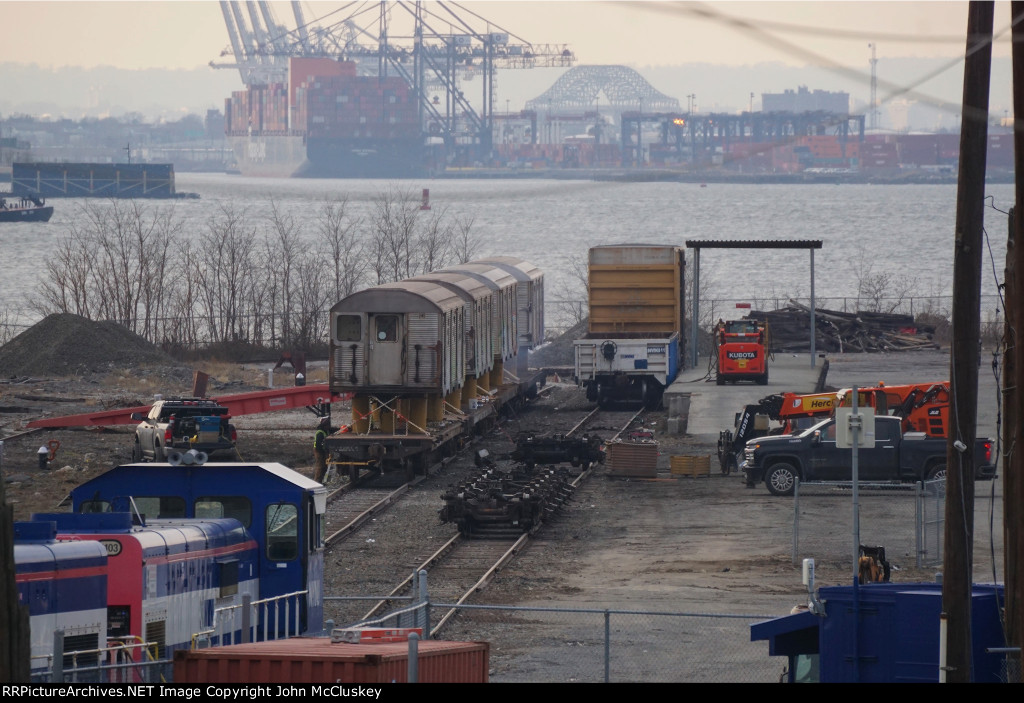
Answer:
[[164, 239, 203, 350], [413, 206, 453, 275], [316, 196, 365, 301], [194, 204, 258, 344], [853, 244, 919, 313], [33, 228, 97, 318], [370, 186, 420, 283], [265, 199, 302, 345], [449, 214, 481, 264], [32, 200, 183, 340], [291, 255, 330, 349], [548, 253, 589, 332]]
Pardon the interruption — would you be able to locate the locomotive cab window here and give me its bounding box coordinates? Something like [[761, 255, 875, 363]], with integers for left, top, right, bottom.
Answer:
[[195, 496, 251, 528], [133, 496, 186, 520], [266, 503, 298, 561], [375, 315, 398, 342], [336, 314, 361, 342]]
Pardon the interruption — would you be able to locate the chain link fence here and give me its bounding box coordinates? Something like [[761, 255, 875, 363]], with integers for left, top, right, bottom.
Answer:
[[543, 294, 1001, 340], [793, 478, 1004, 573], [793, 480, 929, 570], [380, 603, 784, 683]]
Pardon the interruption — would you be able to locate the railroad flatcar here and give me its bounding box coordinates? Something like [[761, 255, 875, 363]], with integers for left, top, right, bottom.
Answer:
[[14, 521, 109, 674], [327, 258, 545, 479]]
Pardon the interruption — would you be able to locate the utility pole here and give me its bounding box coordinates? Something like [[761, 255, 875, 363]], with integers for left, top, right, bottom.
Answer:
[[1, 443, 31, 682], [943, 1, 993, 683], [1006, 0, 1024, 677]]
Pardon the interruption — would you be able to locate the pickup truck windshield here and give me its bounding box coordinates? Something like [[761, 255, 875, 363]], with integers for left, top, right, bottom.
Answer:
[[799, 419, 833, 437]]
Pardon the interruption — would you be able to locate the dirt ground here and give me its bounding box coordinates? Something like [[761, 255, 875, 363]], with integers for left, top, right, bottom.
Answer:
[[1, 338, 1008, 681]]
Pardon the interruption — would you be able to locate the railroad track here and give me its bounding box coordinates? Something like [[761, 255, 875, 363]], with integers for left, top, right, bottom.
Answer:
[[354, 406, 645, 637], [324, 483, 413, 546], [319, 386, 569, 547]]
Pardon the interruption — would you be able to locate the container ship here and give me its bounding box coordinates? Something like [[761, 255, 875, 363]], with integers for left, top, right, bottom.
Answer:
[[226, 58, 429, 178]]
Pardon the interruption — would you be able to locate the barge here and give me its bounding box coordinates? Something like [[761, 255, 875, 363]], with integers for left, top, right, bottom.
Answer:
[[12, 162, 179, 198]]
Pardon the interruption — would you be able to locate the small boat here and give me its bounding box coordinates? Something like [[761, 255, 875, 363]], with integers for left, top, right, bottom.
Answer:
[[0, 194, 54, 223]]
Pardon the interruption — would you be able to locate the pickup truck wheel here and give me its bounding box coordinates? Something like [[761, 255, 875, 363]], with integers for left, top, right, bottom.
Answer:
[[131, 440, 142, 463], [765, 462, 798, 496], [926, 463, 947, 481]]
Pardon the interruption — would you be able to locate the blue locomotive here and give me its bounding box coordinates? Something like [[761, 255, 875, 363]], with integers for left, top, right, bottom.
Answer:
[[16, 461, 326, 678]]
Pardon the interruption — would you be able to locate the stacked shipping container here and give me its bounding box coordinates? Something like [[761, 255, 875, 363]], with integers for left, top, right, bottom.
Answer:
[[226, 58, 426, 178]]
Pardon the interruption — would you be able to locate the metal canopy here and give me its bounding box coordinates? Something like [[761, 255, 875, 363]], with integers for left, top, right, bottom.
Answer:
[[684, 240, 823, 368], [684, 240, 823, 250]]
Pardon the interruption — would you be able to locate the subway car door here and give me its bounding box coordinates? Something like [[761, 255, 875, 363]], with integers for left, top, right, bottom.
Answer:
[[368, 313, 404, 385]]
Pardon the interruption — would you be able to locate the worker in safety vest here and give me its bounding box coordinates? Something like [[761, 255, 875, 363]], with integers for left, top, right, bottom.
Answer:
[[313, 417, 332, 484]]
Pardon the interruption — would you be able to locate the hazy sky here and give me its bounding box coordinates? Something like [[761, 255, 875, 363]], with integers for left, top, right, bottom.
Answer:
[[0, 1, 1010, 71]]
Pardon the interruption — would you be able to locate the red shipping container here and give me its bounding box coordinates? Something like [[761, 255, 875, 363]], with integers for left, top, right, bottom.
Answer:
[[173, 638, 489, 683]]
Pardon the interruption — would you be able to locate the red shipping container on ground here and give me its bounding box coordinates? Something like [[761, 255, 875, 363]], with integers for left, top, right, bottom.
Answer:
[[173, 638, 489, 683]]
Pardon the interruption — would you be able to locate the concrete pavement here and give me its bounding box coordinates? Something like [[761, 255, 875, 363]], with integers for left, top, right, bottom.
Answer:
[[667, 351, 826, 443], [664, 347, 1000, 444]]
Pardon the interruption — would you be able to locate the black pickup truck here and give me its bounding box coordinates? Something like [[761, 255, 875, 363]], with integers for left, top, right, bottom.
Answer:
[[741, 415, 996, 496]]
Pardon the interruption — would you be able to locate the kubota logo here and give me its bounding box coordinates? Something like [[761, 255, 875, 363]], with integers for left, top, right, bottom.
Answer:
[[727, 351, 757, 359]]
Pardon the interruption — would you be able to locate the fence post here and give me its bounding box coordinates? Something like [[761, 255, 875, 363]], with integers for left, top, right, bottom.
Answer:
[[604, 610, 611, 683], [793, 480, 801, 565], [418, 569, 429, 635], [921, 480, 929, 568], [51, 629, 64, 683], [241, 594, 252, 643], [407, 632, 420, 683]]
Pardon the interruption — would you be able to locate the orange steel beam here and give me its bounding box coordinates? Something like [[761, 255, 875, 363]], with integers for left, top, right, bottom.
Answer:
[[25, 384, 353, 429]]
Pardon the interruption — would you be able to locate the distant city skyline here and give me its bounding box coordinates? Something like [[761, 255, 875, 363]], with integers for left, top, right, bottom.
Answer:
[[0, 2, 1016, 126]]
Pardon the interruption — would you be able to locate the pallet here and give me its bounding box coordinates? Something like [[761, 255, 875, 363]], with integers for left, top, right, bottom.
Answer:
[[670, 454, 711, 478]]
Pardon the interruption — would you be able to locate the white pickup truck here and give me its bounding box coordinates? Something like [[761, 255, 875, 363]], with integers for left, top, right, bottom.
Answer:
[[130, 397, 238, 463]]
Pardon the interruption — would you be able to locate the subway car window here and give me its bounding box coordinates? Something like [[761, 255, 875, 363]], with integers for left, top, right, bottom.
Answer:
[[376, 315, 398, 342], [336, 314, 361, 341]]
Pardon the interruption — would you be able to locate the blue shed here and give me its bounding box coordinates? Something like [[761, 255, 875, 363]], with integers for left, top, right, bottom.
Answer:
[[752, 582, 1006, 683]]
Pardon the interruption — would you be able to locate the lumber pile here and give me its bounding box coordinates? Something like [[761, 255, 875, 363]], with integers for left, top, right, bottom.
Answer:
[[748, 300, 940, 353]]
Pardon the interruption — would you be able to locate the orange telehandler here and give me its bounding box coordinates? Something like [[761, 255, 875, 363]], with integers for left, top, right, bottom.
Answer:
[[717, 382, 952, 475]]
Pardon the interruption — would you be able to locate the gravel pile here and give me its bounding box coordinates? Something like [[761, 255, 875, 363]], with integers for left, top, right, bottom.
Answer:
[[0, 313, 183, 379], [529, 318, 587, 368]]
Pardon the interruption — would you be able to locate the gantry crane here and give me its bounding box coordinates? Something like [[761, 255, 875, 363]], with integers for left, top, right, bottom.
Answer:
[[211, 1, 575, 159]]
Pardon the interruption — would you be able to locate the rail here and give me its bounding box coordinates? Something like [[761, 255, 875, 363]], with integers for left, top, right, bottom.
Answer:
[[359, 534, 463, 621], [324, 483, 412, 546], [429, 534, 529, 637], [423, 410, 643, 638]]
